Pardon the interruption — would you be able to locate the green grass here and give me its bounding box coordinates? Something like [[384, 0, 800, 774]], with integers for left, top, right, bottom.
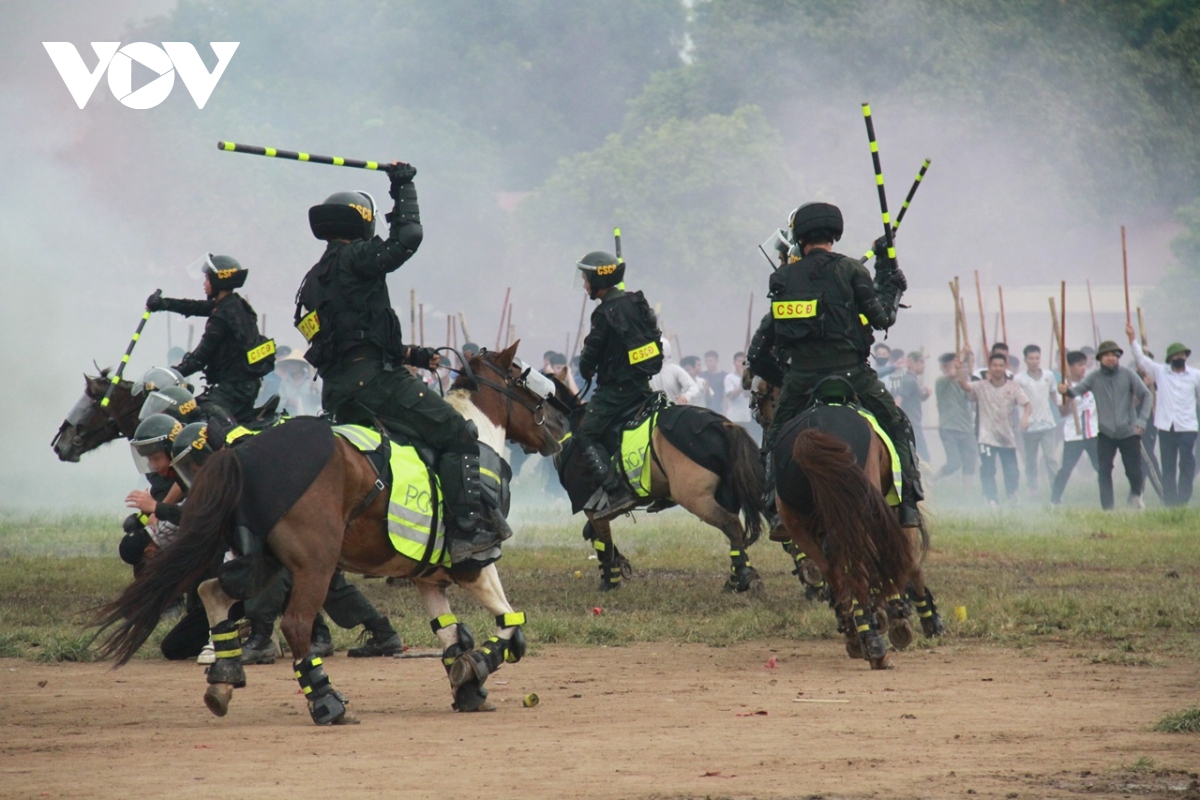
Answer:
[[0, 506, 1197, 662], [1153, 708, 1200, 733]]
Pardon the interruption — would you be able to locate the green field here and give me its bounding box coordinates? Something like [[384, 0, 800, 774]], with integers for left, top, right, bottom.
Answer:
[[1, 507, 1197, 664]]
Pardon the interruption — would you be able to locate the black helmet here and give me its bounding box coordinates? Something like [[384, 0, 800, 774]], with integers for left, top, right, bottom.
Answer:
[[138, 385, 200, 423], [170, 422, 215, 488], [309, 191, 377, 241], [132, 366, 185, 397], [576, 250, 624, 298], [129, 413, 184, 474], [789, 202, 844, 245], [188, 253, 248, 294]]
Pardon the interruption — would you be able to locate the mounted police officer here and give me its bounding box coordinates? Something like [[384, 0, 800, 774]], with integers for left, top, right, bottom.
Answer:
[[747, 202, 924, 527], [146, 256, 274, 423], [293, 161, 507, 565], [575, 250, 664, 519]]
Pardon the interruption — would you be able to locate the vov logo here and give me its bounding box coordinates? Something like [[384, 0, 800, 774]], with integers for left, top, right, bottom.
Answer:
[[43, 42, 239, 110]]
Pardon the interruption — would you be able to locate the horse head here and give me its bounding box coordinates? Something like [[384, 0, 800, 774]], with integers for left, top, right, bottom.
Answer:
[[462, 342, 569, 457], [52, 370, 144, 462]]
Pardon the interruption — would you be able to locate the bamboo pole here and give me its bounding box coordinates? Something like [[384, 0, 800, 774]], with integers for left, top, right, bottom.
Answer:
[[458, 311, 471, 344], [997, 285, 1008, 345], [974, 270, 989, 355], [410, 289, 416, 341], [1121, 225, 1131, 325], [569, 292, 588, 360], [1137, 306, 1148, 349], [1086, 279, 1099, 349], [1049, 297, 1062, 363], [1059, 281, 1067, 380], [419, 302, 425, 346], [743, 292, 754, 355], [494, 289, 511, 351], [948, 280, 961, 355], [445, 315, 451, 349]]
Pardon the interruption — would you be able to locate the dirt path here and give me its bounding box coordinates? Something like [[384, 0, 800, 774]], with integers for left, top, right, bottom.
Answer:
[[1, 642, 1197, 799]]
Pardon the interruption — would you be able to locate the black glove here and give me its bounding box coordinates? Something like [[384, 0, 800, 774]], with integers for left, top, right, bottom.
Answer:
[[872, 235, 890, 259], [122, 512, 146, 534], [145, 289, 164, 312], [888, 267, 908, 293], [386, 161, 417, 188], [407, 346, 437, 369]]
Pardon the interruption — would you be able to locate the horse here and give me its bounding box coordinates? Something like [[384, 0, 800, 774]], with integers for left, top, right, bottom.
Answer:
[[94, 343, 569, 724], [550, 382, 766, 593], [751, 374, 944, 669], [52, 370, 145, 462]]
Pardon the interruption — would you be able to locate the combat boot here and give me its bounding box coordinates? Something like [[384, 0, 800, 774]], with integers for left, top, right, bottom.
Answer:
[[348, 625, 403, 658], [239, 626, 278, 665], [581, 441, 638, 521], [442, 451, 504, 563], [310, 615, 334, 658]]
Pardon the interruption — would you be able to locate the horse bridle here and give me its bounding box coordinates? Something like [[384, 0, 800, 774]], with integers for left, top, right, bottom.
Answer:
[[52, 388, 142, 453], [473, 358, 553, 427]]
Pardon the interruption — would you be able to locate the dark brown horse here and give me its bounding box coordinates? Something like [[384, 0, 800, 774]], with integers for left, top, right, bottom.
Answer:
[[751, 375, 943, 669], [95, 344, 568, 724], [52, 370, 144, 462], [552, 383, 765, 593]]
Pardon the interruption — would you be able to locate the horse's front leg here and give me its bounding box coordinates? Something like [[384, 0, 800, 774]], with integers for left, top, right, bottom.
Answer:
[[905, 526, 945, 638], [778, 506, 830, 602], [442, 564, 529, 711], [583, 514, 628, 591], [197, 578, 246, 718], [845, 592, 893, 670], [413, 579, 491, 712]]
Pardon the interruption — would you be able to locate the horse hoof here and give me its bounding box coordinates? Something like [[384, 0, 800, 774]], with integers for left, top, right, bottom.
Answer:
[[869, 654, 895, 670], [921, 614, 946, 638], [598, 579, 621, 592], [448, 651, 489, 689], [332, 708, 361, 725], [844, 636, 863, 660], [888, 618, 914, 650], [204, 683, 234, 717], [619, 558, 633, 580], [453, 680, 491, 712]]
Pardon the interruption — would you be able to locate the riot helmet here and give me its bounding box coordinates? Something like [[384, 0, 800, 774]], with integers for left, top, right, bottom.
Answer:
[[132, 366, 185, 397], [170, 422, 215, 488], [789, 202, 844, 246], [188, 253, 248, 296], [576, 250, 624, 299], [309, 191, 377, 241], [138, 385, 200, 423], [129, 413, 184, 474]]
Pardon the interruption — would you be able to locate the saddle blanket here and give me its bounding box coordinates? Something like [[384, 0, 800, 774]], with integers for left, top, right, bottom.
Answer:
[[333, 425, 509, 568]]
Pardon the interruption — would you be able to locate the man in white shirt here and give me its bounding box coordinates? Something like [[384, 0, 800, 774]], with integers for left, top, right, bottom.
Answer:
[[723, 351, 760, 440], [1050, 351, 1098, 504], [1127, 323, 1200, 506], [649, 340, 701, 405], [1015, 344, 1061, 494]]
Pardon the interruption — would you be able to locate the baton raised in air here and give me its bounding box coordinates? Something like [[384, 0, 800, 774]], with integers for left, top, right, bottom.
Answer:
[[860, 158, 931, 263], [861, 103, 897, 266], [101, 293, 157, 408], [217, 141, 390, 171]]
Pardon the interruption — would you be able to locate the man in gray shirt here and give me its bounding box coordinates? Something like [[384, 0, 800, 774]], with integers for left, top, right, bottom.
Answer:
[[1059, 340, 1152, 510]]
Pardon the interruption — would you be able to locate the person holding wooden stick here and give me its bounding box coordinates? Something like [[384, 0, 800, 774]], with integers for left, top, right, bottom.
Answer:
[[1015, 344, 1061, 496], [1058, 340, 1151, 510], [957, 347, 1031, 506], [1050, 351, 1099, 505], [934, 351, 977, 489], [1126, 322, 1200, 506]]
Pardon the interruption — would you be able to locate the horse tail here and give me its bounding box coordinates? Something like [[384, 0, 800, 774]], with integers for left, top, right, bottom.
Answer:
[[792, 428, 914, 603], [93, 448, 243, 666], [722, 421, 766, 545]]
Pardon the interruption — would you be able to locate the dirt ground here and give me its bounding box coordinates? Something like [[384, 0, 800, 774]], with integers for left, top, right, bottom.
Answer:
[[1, 641, 1197, 800]]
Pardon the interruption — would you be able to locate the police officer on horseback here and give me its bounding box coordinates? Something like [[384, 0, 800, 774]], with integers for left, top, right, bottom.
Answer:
[[146, 256, 274, 423], [293, 162, 508, 565], [575, 250, 664, 519], [748, 201, 924, 527]]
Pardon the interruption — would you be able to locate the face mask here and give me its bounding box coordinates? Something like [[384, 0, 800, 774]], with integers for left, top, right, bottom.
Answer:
[[1170, 358, 1187, 369], [874, 354, 888, 366]]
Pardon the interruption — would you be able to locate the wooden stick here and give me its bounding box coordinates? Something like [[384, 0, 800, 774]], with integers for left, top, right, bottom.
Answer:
[[569, 292, 588, 360], [261, 313, 267, 337], [1121, 225, 1131, 324], [446, 315, 451, 349], [1086, 279, 1099, 349], [410, 289, 416, 341], [974, 270, 989, 355], [1137, 306, 1148, 349], [452, 318, 459, 352], [187, 324, 194, 351], [1060, 281, 1067, 380], [419, 302, 425, 346], [993, 312, 1000, 347], [997, 285, 1008, 345], [502, 303, 514, 349], [743, 291, 754, 355], [948, 280, 961, 354], [495, 287, 511, 351], [958, 295, 971, 356], [458, 311, 471, 343]]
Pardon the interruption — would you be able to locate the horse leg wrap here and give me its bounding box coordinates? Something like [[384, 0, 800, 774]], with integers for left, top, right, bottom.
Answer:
[[446, 616, 527, 714], [431, 615, 475, 676], [913, 587, 945, 637], [783, 542, 828, 600], [294, 656, 348, 726], [724, 549, 756, 592], [496, 613, 527, 663], [886, 593, 911, 621], [852, 602, 888, 661], [594, 540, 622, 590], [206, 620, 246, 687]]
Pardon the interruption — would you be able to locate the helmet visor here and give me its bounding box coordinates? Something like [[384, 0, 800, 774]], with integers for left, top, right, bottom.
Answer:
[[512, 358, 555, 401], [186, 252, 217, 281], [128, 440, 161, 474], [170, 447, 202, 489], [139, 390, 180, 421], [65, 394, 95, 426], [761, 228, 791, 259]]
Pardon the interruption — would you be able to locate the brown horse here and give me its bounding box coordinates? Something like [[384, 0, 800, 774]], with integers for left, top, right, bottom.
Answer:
[[52, 370, 144, 462], [552, 384, 765, 593], [751, 375, 943, 669], [95, 344, 568, 724]]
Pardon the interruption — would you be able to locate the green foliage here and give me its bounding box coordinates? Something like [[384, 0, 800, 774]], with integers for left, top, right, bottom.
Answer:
[[1152, 708, 1200, 733], [1142, 195, 1200, 345]]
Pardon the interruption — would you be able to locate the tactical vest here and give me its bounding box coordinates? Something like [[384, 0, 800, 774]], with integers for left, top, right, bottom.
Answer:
[[599, 290, 664, 382], [209, 294, 274, 382], [768, 251, 871, 355], [294, 244, 404, 373]]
